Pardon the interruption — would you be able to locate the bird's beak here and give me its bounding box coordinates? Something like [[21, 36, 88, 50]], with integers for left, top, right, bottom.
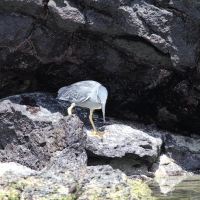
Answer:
[[101, 103, 106, 123]]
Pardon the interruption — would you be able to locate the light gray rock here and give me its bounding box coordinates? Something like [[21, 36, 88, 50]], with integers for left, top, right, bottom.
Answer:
[[86, 124, 162, 161], [0, 92, 163, 178], [0, 162, 36, 177], [48, 0, 85, 30], [86, 124, 162, 176], [3, 92, 200, 179], [0, 163, 154, 199], [150, 154, 187, 177], [0, 167, 79, 200]]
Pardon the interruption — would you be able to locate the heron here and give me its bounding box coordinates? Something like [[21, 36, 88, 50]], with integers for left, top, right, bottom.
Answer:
[[57, 80, 108, 137]]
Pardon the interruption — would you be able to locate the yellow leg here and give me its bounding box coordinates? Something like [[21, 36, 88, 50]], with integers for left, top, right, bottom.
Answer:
[[67, 103, 75, 115], [89, 109, 104, 137]]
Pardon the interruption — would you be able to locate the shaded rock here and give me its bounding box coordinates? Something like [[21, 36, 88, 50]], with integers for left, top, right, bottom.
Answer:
[[155, 0, 200, 23], [0, 92, 71, 116], [163, 133, 200, 171], [156, 107, 179, 131], [86, 124, 162, 176], [0, 0, 200, 137]]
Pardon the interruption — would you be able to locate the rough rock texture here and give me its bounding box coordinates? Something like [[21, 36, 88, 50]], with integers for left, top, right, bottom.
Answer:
[[87, 124, 162, 160], [2, 92, 200, 174], [0, 97, 87, 170], [0, 162, 36, 177], [164, 133, 200, 171], [0, 92, 106, 129], [150, 154, 187, 177], [2, 92, 200, 198], [0, 163, 154, 200], [86, 124, 162, 176], [1, 0, 200, 135], [0, 92, 161, 176]]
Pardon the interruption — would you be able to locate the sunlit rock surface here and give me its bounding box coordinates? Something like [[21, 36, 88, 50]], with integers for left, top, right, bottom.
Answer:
[[86, 124, 162, 176], [150, 154, 187, 177]]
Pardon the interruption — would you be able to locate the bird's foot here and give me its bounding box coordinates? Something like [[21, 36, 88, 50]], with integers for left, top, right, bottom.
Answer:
[[91, 130, 104, 137], [90, 130, 109, 137]]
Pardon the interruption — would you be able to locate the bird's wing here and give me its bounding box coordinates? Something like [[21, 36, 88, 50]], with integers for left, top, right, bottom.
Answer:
[[58, 82, 93, 103]]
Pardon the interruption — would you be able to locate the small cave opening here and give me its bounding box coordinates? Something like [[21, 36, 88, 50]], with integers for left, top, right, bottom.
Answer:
[[86, 150, 111, 166]]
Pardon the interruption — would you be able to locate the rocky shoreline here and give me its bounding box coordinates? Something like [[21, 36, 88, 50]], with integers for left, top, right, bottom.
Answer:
[[0, 92, 199, 199], [1, 1, 200, 198]]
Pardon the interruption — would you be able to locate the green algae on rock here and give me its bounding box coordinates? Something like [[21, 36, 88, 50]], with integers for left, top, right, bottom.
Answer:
[[0, 163, 155, 200]]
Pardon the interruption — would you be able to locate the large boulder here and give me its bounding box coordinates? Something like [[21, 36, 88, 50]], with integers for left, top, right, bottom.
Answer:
[[86, 124, 162, 176], [0, 95, 87, 170], [0, 0, 200, 135]]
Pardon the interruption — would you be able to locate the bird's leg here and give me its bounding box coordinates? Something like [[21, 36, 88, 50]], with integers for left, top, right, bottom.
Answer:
[[89, 109, 103, 137], [67, 103, 75, 115]]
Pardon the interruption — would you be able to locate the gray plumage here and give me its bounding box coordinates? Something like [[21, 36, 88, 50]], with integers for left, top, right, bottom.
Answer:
[[57, 80, 108, 135]]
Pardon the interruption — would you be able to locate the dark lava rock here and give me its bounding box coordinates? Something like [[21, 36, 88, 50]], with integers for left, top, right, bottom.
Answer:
[[164, 133, 200, 172], [0, 0, 200, 136], [0, 96, 87, 170]]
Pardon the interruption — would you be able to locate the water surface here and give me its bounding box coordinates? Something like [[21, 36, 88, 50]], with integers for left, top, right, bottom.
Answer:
[[149, 175, 200, 199]]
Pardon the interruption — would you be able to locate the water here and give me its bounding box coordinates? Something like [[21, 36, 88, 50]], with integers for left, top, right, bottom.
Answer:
[[148, 175, 200, 199]]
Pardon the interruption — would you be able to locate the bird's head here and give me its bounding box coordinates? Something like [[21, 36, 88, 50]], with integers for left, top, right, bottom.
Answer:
[[97, 85, 108, 123]]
